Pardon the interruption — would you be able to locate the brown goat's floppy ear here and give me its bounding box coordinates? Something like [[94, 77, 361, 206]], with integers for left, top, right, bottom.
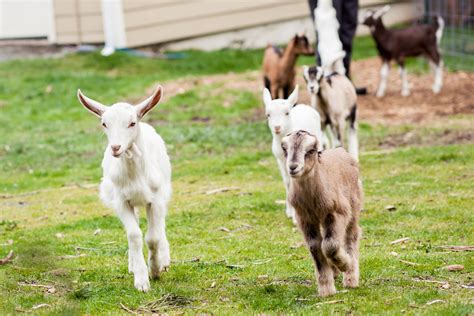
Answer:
[[136, 85, 163, 119], [77, 89, 107, 118]]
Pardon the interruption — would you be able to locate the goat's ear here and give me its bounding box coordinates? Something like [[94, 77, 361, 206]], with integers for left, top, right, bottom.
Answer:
[[316, 67, 324, 80], [303, 65, 309, 80], [288, 85, 299, 107], [373, 5, 390, 19], [136, 85, 163, 119], [263, 88, 272, 107], [77, 89, 107, 118]]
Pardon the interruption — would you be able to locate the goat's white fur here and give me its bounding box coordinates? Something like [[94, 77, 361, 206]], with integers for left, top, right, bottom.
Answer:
[[77, 86, 171, 292], [314, 0, 346, 75], [376, 62, 390, 98], [263, 86, 322, 223], [303, 66, 359, 161]]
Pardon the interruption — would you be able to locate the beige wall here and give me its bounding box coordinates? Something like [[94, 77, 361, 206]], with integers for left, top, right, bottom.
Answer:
[[52, 0, 421, 47], [53, 0, 104, 44]]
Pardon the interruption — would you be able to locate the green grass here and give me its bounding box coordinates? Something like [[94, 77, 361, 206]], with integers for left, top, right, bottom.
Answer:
[[0, 48, 473, 314]]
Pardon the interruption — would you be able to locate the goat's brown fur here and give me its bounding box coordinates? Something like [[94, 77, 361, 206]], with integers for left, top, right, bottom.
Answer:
[[262, 35, 314, 99], [283, 130, 362, 297]]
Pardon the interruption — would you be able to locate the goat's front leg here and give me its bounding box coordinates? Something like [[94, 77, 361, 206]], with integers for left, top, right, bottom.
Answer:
[[347, 122, 359, 162], [431, 60, 443, 94], [117, 201, 150, 292], [146, 200, 170, 279], [376, 61, 390, 97], [398, 63, 410, 96], [277, 157, 296, 224], [321, 212, 352, 272], [300, 221, 336, 297], [343, 218, 361, 288]]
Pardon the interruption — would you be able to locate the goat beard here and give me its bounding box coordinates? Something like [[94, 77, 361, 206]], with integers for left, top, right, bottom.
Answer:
[[125, 143, 143, 159]]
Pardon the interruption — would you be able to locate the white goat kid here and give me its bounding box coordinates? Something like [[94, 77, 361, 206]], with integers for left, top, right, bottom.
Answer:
[[77, 86, 171, 292], [263, 85, 322, 223]]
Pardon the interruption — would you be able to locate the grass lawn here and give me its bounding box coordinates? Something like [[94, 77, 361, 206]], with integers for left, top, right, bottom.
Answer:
[[0, 41, 473, 314]]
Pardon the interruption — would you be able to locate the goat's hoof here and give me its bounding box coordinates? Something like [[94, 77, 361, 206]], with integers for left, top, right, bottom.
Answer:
[[318, 285, 337, 297], [343, 274, 359, 288], [134, 275, 151, 292], [432, 86, 441, 94], [401, 90, 410, 97]]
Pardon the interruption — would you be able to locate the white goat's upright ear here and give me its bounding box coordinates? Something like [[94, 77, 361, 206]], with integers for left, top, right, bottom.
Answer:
[[136, 85, 163, 119], [263, 88, 272, 107], [288, 85, 299, 107], [373, 5, 390, 19], [77, 89, 107, 118]]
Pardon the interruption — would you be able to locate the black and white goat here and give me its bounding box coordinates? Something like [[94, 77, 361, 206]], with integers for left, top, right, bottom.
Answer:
[[360, 5, 444, 97]]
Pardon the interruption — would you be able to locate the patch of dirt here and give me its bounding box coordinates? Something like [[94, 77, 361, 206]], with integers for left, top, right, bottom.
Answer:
[[151, 57, 472, 126], [378, 129, 474, 149], [350, 58, 474, 124]]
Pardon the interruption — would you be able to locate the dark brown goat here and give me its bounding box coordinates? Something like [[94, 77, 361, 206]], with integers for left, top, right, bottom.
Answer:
[[262, 34, 314, 99], [361, 5, 444, 97]]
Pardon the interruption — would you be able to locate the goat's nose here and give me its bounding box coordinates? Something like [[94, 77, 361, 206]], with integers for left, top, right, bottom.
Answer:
[[111, 145, 121, 152], [289, 164, 298, 171], [274, 126, 281, 132], [310, 87, 314, 92]]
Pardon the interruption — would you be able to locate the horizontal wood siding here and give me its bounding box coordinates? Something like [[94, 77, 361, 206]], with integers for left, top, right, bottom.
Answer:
[[51, 0, 417, 46], [53, 0, 104, 44], [123, 1, 310, 47]]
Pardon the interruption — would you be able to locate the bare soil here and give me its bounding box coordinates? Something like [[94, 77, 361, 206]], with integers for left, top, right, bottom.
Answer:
[[158, 57, 474, 125]]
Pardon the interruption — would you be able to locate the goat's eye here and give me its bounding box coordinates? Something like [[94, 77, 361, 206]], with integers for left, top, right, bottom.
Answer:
[[306, 149, 316, 156], [266, 114, 270, 118], [129, 122, 136, 128], [285, 112, 289, 116], [102, 122, 107, 128]]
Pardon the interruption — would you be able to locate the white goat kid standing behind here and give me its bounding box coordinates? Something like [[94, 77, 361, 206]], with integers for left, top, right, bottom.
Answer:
[[263, 85, 322, 223], [77, 86, 171, 292]]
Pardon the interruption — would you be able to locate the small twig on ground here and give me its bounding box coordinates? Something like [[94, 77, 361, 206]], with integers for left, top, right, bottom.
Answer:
[[399, 259, 420, 266], [437, 245, 474, 252], [171, 257, 200, 264], [0, 250, 14, 265], [316, 300, 344, 306], [426, 299, 444, 305], [390, 237, 410, 245], [443, 264, 464, 271], [119, 303, 138, 315], [205, 187, 240, 195], [59, 254, 87, 260]]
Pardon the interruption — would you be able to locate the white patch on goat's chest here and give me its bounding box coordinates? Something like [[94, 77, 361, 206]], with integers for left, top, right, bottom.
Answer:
[[107, 158, 157, 206]]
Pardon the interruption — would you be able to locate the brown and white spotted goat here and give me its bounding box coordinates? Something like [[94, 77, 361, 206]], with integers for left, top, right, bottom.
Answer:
[[282, 130, 362, 297], [262, 34, 314, 99]]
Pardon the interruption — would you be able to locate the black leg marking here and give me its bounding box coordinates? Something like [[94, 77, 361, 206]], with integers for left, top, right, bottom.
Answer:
[[347, 105, 357, 129]]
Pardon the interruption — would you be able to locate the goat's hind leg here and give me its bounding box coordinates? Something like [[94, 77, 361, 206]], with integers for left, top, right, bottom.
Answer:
[[117, 202, 150, 292], [321, 213, 352, 272], [146, 200, 170, 279], [301, 222, 336, 297], [343, 218, 361, 288]]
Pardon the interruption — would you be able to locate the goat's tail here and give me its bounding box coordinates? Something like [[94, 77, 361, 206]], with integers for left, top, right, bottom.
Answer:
[[435, 16, 444, 47]]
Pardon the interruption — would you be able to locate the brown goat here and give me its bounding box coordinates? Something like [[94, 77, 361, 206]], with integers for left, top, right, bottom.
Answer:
[[282, 130, 362, 297], [361, 5, 444, 97], [262, 34, 314, 99]]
